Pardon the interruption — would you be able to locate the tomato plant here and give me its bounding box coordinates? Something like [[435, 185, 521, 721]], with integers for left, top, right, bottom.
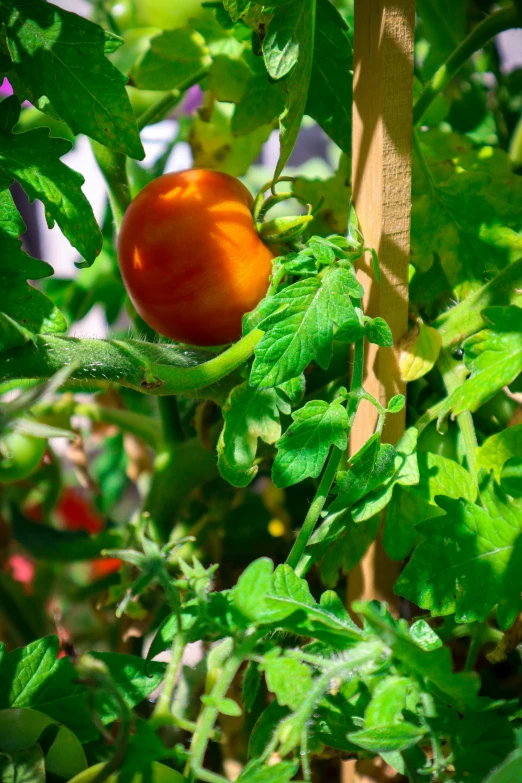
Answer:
[[1, 1, 522, 783]]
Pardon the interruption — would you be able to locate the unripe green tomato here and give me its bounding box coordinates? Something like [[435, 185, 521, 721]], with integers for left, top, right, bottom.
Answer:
[[477, 391, 518, 429], [0, 708, 87, 779], [0, 431, 46, 483], [110, 0, 205, 31], [417, 421, 458, 461], [68, 761, 186, 783]]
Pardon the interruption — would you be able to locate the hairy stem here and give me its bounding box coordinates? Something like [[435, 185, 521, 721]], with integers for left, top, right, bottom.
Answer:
[[287, 339, 365, 570], [151, 632, 186, 725], [438, 351, 478, 482], [0, 330, 262, 399], [413, 5, 521, 126]]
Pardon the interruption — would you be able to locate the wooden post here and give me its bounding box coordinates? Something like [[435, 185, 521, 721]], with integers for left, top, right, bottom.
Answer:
[[343, 2, 415, 780], [347, 0, 415, 607]]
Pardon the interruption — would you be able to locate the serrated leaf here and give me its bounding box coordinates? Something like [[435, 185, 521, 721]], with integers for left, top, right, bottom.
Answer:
[[217, 382, 291, 488], [477, 425, 522, 482], [271, 0, 315, 178], [331, 434, 396, 512], [233, 558, 275, 624], [251, 266, 361, 388], [395, 479, 522, 627], [384, 452, 476, 560], [350, 428, 419, 523], [0, 96, 102, 265], [272, 398, 348, 488], [364, 317, 393, 347], [412, 130, 522, 294], [308, 511, 381, 587], [399, 321, 442, 382], [440, 307, 522, 420], [348, 722, 425, 752], [130, 27, 210, 90], [0, 0, 143, 158], [262, 657, 313, 710], [237, 759, 298, 783], [262, 3, 299, 80], [0, 636, 164, 742], [0, 186, 65, 347], [305, 0, 352, 155]]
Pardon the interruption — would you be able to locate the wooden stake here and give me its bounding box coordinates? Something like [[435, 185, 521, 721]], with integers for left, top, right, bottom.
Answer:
[[343, 3, 415, 780], [347, 0, 416, 622]]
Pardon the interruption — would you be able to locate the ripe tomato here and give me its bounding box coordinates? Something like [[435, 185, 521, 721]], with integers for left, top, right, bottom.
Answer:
[[0, 431, 46, 483], [68, 761, 186, 783], [117, 169, 274, 346], [0, 708, 87, 779]]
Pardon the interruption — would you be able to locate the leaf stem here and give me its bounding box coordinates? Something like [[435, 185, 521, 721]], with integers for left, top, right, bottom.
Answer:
[[287, 338, 365, 570], [413, 5, 521, 126], [438, 351, 478, 482], [150, 631, 186, 725], [136, 68, 208, 131], [158, 396, 185, 445]]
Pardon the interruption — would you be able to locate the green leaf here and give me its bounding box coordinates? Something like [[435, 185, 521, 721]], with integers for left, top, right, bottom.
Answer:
[[395, 479, 522, 627], [452, 712, 516, 780], [305, 0, 352, 155], [272, 398, 348, 488], [293, 153, 352, 238], [388, 394, 405, 414], [233, 558, 275, 624], [130, 27, 210, 90], [350, 428, 419, 523], [364, 676, 412, 727], [501, 457, 522, 498], [0, 744, 45, 783], [270, 0, 315, 178], [250, 266, 362, 388], [0, 637, 164, 742], [217, 382, 292, 488], [356, 602, 479, 710], [412, 131, 522, 294], [409, 619, 442, 651], [439, 307, 522, 419], [399, 321, 442, 382], [482, 749, 522, 783], [237, 759, 298, 783], [0, 96, 102, 266], [331, 434, 396, 511], [262, 4, 299, 80], [364, 317, 393, 347], [477, 425, 522, 482], [307, 512, 381, 587], [384, 452, 476, 560], [347, 723, 425, 752], [10, 505, 122, 562], [0, 0, 143, 159], [262, 656, 313, 710]]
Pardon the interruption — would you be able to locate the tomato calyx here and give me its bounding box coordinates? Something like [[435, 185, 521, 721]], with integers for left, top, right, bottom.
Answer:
[[253, 176, 317, 246]]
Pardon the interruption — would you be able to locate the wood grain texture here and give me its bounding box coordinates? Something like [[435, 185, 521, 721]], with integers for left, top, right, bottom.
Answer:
[[346, 0, 415, 643]]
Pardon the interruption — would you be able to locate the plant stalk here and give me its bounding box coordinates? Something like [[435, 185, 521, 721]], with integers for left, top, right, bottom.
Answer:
[[151, 632, 186, 725], [438, 351, 478, 483], [413, 5, 521, 126]]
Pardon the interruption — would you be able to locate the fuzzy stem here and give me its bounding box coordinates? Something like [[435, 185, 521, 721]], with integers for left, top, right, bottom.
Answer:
[[413, 5, 521, 126], [151, 632, 186, 725]]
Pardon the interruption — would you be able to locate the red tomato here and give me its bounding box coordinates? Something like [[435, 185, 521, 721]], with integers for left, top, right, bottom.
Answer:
[[117, 169, 274, 346]]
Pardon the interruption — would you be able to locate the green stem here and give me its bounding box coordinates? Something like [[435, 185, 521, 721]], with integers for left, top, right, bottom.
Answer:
[[438, 351, 478, 482], [137, 67, 208, 131], [413, 5, 521, 126], [287, 338, 365, 571], [286, 446, 344, 570], [464, 624, 486, 672], [158, 396, 185, 445], [0, 330, 263, 398], [187, 637, 257, 780], [151, 632, 186, 725], [91, 142, 131, 229]]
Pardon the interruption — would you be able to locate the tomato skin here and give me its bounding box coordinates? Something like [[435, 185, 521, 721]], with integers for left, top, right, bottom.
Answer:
[[117, 169, 274, 346], [0, 432, 46, 483]]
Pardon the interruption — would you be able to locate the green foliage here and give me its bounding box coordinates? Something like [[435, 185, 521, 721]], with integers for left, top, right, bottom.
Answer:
[[1, 0, 522, 781]]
